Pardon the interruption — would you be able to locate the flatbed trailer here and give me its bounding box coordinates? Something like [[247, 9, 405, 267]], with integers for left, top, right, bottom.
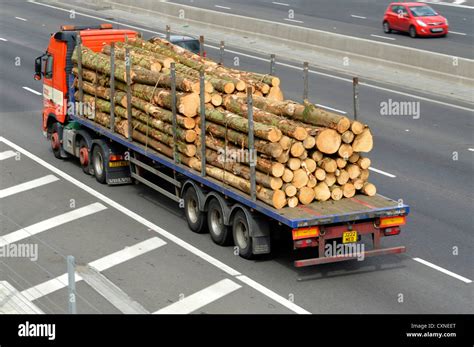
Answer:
[[36, 24, 410, 266]]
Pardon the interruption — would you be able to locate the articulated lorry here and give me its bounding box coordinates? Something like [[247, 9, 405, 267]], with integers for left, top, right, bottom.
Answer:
[[35, 24, 409, 266]]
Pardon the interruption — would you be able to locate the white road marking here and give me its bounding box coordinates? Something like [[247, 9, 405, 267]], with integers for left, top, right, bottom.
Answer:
[[468, 148, 474, 151], [0, 150, 17, 160], [0, 38, 7, 42], [15, 16, 27, 21], [0, 174, 59, 198], [351, 15, 367, 19], [22, 86, 42, 96], [421, 0, 474, 9], [413, 257, 472, 284], [21, 237, 166, 301], [315, 104, 347, 114], [29, 0, 474, 113], [0, 281, 44, 314], [284, 18, 304, 23], [215, 5, 231, 10], [1, 137, 310, 314], [154, 279, 241, 314], [370, 34, 396, 41], [272, 1, 290, 6], [449, 31, 467, 35], [0, 203, 107, 247], [369, 167, 396, 178]]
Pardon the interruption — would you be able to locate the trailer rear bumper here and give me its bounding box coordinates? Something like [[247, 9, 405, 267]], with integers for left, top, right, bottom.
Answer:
[[294, 246, 406, 267]]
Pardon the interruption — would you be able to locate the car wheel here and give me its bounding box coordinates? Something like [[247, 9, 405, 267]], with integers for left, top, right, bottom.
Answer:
[[383, 21, 391, 33], [409, 26, 417, 38]]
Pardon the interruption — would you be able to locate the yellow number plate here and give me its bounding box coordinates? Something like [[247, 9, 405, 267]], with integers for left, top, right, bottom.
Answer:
[[109, 161, 128, 168], [342, 231, 358, 244]]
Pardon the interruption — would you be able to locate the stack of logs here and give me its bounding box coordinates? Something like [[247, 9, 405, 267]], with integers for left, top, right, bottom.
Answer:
[[71, 36, 376, 209]]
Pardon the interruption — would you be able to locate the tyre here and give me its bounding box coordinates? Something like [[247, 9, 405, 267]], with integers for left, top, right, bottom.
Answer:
[[50, 123, 63, 159], [232, 210, 253, 259], [184, 186, 207, 233], [78, 139, 91, 174], [409, 26, 417, 38], [383, 21, 391, 33], [207, 198, 232, 246], [92, 145, 106, 184]]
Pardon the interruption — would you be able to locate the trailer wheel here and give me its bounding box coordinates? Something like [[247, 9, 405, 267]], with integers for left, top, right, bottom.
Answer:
[[78, 139, 90, 175], [50, 123, 63, 159], [184, 186, 207, 233], [207, 198, 232, 246], [92, 145, 106, 184], [232, 210, 253, 259]]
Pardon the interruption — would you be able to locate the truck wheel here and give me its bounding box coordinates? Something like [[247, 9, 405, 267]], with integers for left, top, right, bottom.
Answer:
[[78, 139, 90, 175], [207, 198, 232, 246], [232, 210, 253, 259], [92, 145, 106, 184], [50, 123, 63, 159], [184, 186, 207, 233]]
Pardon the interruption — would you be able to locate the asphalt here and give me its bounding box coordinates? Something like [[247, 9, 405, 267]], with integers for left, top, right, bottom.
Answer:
[[168, 0, 474, 59], [0, 0, 473, 314]]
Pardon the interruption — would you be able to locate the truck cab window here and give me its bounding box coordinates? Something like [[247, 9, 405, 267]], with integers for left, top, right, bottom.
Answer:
[[44, 54, 53, 79]]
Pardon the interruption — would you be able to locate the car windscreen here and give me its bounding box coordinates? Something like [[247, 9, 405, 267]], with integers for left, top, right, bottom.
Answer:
[[174, 40, 200, 53], [409, 6, 437, 17]]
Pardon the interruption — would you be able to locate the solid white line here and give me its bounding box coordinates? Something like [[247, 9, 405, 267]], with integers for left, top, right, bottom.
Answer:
[[22, 86, 42, 96], [21, 237, 166, 301], [351, 15, 367, 19], [369, 167, 396, 178], [214, 5, 231, 10], [1, 137, 310, 314], [449, 31, 467, 36], [0, 174, 59, 198], [284, 18, 304, 23], [0, 38, 7, 42], [468, 148, 474, 151], [154, 279, 241, 314], [29, 0, 474, 113], [315, 104, 347, 114], [0, 203, 107, 247], [0, 150, 17, 160], [413, 257, 472, 284], [15, 16, 27, 21], [421, 1, 474, 9], [370, 34, 396, 41], [272, 1, 289, 6], [0, 281, 44, 314]]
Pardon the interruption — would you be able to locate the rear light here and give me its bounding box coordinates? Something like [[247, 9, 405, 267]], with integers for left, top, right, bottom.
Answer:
[[109, 154, 124, 161], [379, 215, 406, 228], [100, 24, 113, 29], [294, 238, 317, 249], [292, 227, 319, 240], [61, 25, 75, 31], [383, 227, 401, 236]]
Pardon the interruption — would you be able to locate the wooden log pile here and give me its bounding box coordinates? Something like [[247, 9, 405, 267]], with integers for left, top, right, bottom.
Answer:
[[71, 37, 376, 209]]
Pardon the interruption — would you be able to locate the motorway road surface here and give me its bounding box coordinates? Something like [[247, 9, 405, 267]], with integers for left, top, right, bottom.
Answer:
[[0, 0, 473, 313], [168, 0, 474, 59]]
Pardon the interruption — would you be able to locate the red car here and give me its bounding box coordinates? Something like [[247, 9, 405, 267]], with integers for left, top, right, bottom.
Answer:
[[383, 2, 449, 38]]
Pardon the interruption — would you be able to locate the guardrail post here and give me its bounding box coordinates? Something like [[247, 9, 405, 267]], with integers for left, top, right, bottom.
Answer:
[[353, 77, 359, 121], [219, 41, 225, 65], [200, 70, 206, 177], [170, 62, 178, 163], [199, 35, 204, 57], [109, 42, 115, 131], [247, 87, 256, 202], [67, 255, 76, 314], [303, 61, 309, 102], [270, 54, 276, 76], [76, 36, 83, 105], [125, 47, 132, 140], [166, 25, 171, 41]]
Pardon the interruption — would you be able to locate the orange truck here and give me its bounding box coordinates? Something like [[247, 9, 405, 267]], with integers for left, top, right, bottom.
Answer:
[[34, 25, 410, 266]]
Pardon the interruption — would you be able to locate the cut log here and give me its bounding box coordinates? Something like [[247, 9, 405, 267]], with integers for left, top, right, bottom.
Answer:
[[290, 142, 305, 157], [330, 186, 343, 201], [324, 173, 336, 187], [282, 184, 297, 197], [279, 136, 293, 150], [287, 196, 299, 208], [276, 150, 290, 164], [298, 151, 308, 160], [298, 187, 315, 205], [319, 158, 337, 173], [311, 150, 323, 162], [338, 143, 353, 159], [102, 45, 162, 72], [315, 129, 342, 154], [352, 178, 365, 190], [336, 158, 347, 169], [306, 175, 317, 188], [351, 121, 365, 135], [267, 86, 284, 101], [361, 182, 376, 196], [342, 183, 356, 198], [352, 128, 373, 153], [348, 152, 360, 164], [341, 130, 355, 144], [303, 136, 316, 150], [302, 158, 316, 173], [282, 168, 294, 183], [211, 93, 223, 106], [115, 42, 174, 68], [288, 158, 301, 171], [314, 182, 331, 201], [357, 157, 371, 170], [314, 168, 326, 181], [336, 169, 350, 185], [346, 164, 361, 180], [360, 169, 370, 180], [292, 169, 309, 189]]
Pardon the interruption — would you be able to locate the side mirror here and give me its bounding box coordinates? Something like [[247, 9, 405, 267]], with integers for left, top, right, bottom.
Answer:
[[34, 55, 43, 80]]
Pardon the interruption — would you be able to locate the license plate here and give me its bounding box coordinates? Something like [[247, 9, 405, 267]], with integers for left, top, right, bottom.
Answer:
[[431, 28, 443, 32], [109, 161, 128, 168], [342, 231, 358, 244]]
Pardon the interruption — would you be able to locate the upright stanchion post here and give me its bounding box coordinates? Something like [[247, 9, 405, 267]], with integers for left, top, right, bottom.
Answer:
[[200, 70, 206, 177], [219, 41, 225, 65], [67, 255, 76, 314], [77, 36, 84, 105], [166, 25, 171, 41], [247, 87, 256, 202], [353, 77, 359, 121], [270, 54, 276, 76], [199, 35, 204, 57], [125, 47, 132, 140], [109, 42, 115, 131], [170, 62, 178, 163], [303, 61, 309, 103]]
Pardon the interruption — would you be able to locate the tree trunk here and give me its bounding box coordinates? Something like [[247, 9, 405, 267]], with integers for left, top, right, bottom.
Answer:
[[102, 45, 162, 72]]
